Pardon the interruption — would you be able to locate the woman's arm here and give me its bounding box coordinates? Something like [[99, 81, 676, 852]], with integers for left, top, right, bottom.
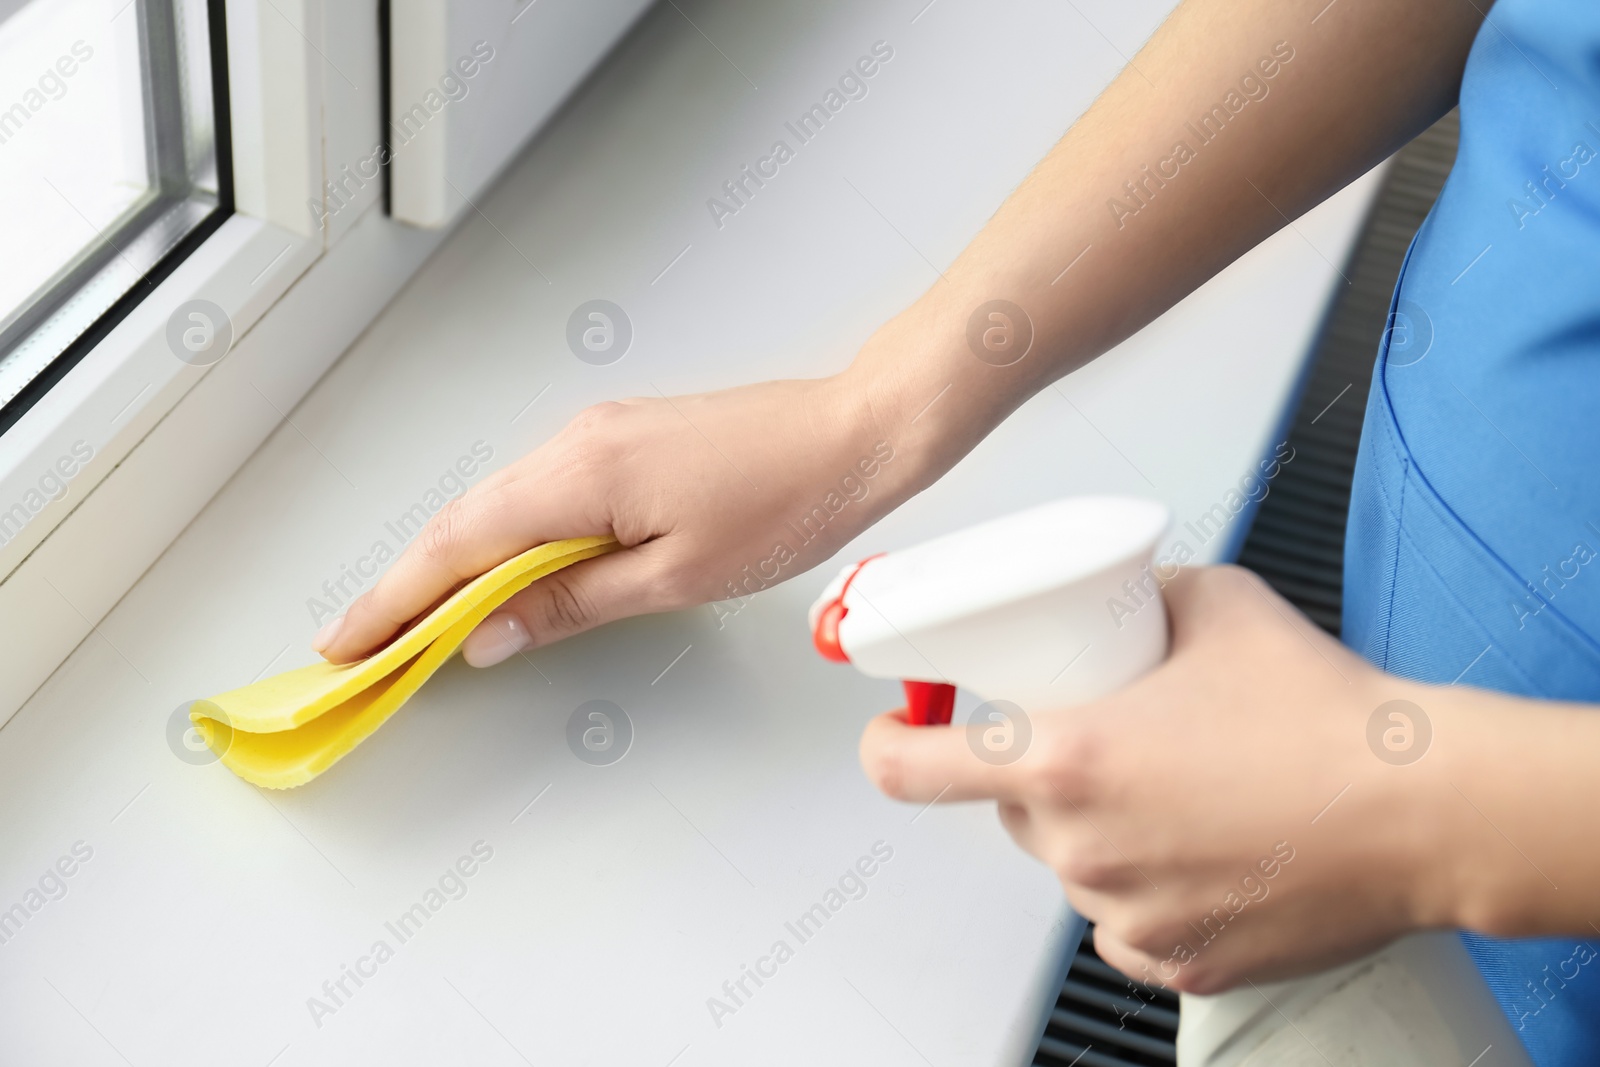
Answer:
[[850, 0, 1484, 475], [319, 0, 1485, 665]]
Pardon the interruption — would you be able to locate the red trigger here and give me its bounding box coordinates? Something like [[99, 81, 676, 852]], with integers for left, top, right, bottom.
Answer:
[[903, 680, 956, 726]]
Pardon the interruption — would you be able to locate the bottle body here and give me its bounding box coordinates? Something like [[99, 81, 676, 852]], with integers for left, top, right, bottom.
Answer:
[[1178, 932, 1530, 1066]]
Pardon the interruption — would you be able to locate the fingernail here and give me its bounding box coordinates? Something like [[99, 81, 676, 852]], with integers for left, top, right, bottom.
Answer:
[[311, 615, 344, 654], [462, 613, 530, 668]]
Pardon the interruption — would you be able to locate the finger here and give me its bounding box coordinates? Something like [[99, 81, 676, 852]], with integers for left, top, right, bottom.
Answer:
[[460, 542, 688, 665], [997, 800, 1033, 846], [1090, 926, 1176, 993], [317, 475, 601, 663], [1152, 565, 1232, 655], [996, 799, 1085, 882], [858, 710, 1024, 804], [1161, 564, 1282, 654]]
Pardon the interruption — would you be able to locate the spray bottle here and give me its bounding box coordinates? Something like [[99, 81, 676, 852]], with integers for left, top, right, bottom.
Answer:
[[809, 496, 1528, 1066]]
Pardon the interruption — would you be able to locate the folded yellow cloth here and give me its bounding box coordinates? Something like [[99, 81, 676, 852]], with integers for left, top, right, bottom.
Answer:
[[191, 536, 621, 789]]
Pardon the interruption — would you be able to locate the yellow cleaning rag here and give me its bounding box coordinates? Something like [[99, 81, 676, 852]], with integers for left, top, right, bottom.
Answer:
[[190, 536, 621, 789]]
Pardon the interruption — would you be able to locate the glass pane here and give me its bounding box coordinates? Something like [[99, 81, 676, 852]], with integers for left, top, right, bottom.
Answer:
[[0, 0, 226, 421], [0, 0, 147, 315]]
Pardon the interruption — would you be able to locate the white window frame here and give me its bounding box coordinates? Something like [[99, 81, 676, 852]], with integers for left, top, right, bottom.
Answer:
[[0, 0, 459, 721]]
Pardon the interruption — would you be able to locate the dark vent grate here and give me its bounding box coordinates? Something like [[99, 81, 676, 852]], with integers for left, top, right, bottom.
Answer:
[[1032, 112, 1460, 1066], [1237, 111, 1461, 635], [1033, 927, 1179, 1066]]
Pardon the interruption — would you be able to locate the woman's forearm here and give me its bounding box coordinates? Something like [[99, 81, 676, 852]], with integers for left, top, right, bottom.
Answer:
[[844, 0, 1484, 492], [1423, 681, 1600, 938]]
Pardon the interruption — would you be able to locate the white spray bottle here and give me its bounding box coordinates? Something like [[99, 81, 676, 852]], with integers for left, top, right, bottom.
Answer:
[[809, 496, 1528, 1067]]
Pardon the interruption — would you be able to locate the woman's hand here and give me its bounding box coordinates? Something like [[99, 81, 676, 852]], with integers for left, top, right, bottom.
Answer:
[[314, 374, 920, 665], [857, 565, 1468, 993]]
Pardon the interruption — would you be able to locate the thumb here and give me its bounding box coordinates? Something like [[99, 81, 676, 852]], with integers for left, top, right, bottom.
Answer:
[[460, 544, 683, 665], [858, 709, 1026, 803]]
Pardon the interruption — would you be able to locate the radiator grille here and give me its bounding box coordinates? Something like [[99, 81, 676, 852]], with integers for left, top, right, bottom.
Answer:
[[1033, 930, 1179, 1066], [1237, 111, 1460, 635]]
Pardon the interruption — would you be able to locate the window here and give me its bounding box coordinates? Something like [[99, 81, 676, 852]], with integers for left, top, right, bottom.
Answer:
[[0, 0, 653, 723], [0, 0, 229, 433]]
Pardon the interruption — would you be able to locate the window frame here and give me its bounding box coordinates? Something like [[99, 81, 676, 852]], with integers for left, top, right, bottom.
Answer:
[[0, 0, 388, 721], [0, 0, 235, 434]]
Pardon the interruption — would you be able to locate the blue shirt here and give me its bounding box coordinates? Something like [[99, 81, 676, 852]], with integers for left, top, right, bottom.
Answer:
[[1345, 1, 1600, 1061]]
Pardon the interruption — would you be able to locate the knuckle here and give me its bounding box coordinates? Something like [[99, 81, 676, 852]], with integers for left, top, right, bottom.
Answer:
[[336, 591, 373, 629], [1169, 960, 1227, 995], [569, 401, 626, 436], [414, 498, 474, 568], [546, 404, 628, 481], [862, 740, 910, 801], [1031, 722, 1102, 805], [997, 800, 1031, 839], [1057, 845, 1121, 892], [1058, 882, 1099, 924], [537, 574, 596, 636], [359, 580, 414, 630], [1457, 897, 1527, 939], [1115, 914, 1177, 958], [547, 433, 612, 488]]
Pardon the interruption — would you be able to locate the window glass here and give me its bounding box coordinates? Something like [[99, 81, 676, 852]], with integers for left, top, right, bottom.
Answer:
[[0, 0, 226, 425]]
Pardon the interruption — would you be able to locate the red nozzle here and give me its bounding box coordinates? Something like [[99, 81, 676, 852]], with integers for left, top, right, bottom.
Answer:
[[810, 553, 885, 663], [812, 553, 953, 727]]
